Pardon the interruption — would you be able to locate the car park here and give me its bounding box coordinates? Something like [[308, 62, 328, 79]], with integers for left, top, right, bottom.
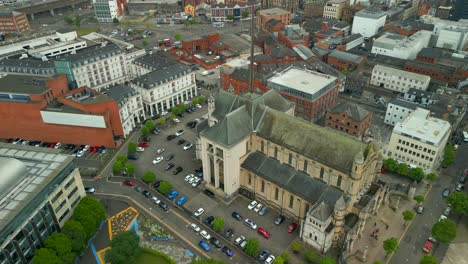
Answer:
[[232, 212, 243, 221], [152, 196, 160, 204], [173, 166, 183, 175], [137, 147, 145, 152], [165, 163, 175, 171], [258, 227, 270, 238], [142, 190, 151, 198], [153, 156, 164, 164], [177, 196, 187, 206], [254, 203, 263, 213], [167, 191, 178, 199], [258, 206, 268, 216], [199, 241, 211, 252], [200, 230, 211, 240], [167, 135, 176, 141], [244, 219, 257, 230], [274, 215, 285, 225], [209, 237, 222, 248], [442, 188, 450, 198], [204, 216, 215, 226], [204, 189, 215, 198], [190, 223, 201, 233], [185, 174, 194, 182], [194, 208, 205, 217], [248, 200, 258, 210], [85, 187, 95, 193], [288, 223, 297, 233], [166, 154, 175, 161], [177, 139, 186, 145], [183, 143, 193, 150], [222, 246, 233, 257], [124, 180, 136, 186]]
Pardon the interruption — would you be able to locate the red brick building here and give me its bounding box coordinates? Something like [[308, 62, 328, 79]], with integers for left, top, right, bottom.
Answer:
[[327, 50, 366, 71], [325, 102, 372, 139], [0, 75, 124, 148], [181, 33, 224, 53], [257, 8, 291, 29], [0, 11, 30, 33]]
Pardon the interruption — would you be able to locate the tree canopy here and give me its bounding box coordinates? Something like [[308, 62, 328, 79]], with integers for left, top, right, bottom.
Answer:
[[304, 250, 319, 263], [61, 219, 86, 253], [142, 171, 156, 183], [212, 217, 225, 232], [383, 158, 398, 172], [320, 256, 336, 264], [32, 248, 62, 264], [420, 255, 438, 264], [432, 219, 457, 243], [128, 142, 137, 153], [383, 237, 399, 256], [191, 259, 225, 264], [125, 163, 137, 175], [113, 161, 124, 174], [159, 180, 172, 195], [106, 231, 142, 264], [441, 144, 455, 167], [408, 167, 425, 181], [44, 233, 75, 264], [426, 173, 438, 182], [402, 210, 415, 222], [73, 197, 106, 238], [244, 238, 259, 257], [414, 195, 425, 204], [447, 192, 468, 215]]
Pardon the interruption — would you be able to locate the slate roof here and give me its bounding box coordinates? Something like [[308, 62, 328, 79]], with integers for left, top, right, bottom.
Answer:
[[329, 50, 365, 64], [330, 102, 371, 121], [309, 201, 333, 222], [133, 54, 176, 70], [388, 98, 419, 110], [106, 84, 139, 107], [132, 63, 192, 89], [56, 43, 122, 67], [242, 152, 350, 206]]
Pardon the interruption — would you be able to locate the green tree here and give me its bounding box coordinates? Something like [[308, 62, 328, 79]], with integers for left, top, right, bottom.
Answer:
[[373, 262, 383, 264], [62, 219, 86, 253], [64, 16, 74, 25], [198, 96, 205, 104], [280, 252, 291, 263], [414, 195, 425, 204], [212, 217, 225, 232], [128, 142, 137, 153], [142, 171, 156, 184], [73, 197, 106, 238], [304, 250, 319, 264], [244, 238, 259, 257], [141, 126, 150, 136], [156, 117, 166, 126], [426, 173, 438, 182], [274, 257, 285, 264], [191, 97, 199, 105], [191, 259, 224, 264], [125, 163, 136, 175], [242, 10, 249, 18], [342, 68, 349, 75], [145, 120, 155, 130], [105, 231, 142, 264], [420, 255, 438, 264], [116, 155, 128, 163], [170, 113, 177, 121], [171, 106, 181, 115], [74, 15, 81, 27], [32, 248, 62, 264], [291, 241, 302, 253], [447, 192, 468, 215], [408, 167, 425, 181], [44, 233, 75, 264], [383, 237, 399, 256], [320, 256, 336, 264], [74, 213, 97, 238], [174, 33, 182, 41], [432, 219, 457, 243], [159, 180, 172, 195], [383, 158, 398, 172], [142, 40, 149, 46], [179, 103, 187, 112], [227, 15, 235, 20], [441, 144, 455, 167], [402, 210, 415, 225], [396, 163, 409, 176], [113, 17, 120, 24], [113, 161, 124, 174]]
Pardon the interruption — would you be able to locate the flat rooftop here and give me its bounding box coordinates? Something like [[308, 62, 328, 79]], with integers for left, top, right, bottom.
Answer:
[[268, 67, 337, 95], [0, 75, 49, 95], [258, 8, 290, 16], [355, 8, 387, 19], [0, 143, 75, 231]]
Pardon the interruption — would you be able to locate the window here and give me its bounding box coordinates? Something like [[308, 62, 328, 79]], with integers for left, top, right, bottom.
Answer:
[[51, 191, 63, 204], [260, 141, 264, 152], [288, 153, 293, 164], [337, 175, 342, 187], [304, 160, 308, 172], [274, 147, 278, 159], [320, 167, 324, 179], [248, 174, 252, 185], [261, 180, 265, 192], [274, 187, 279, 200], [289, 194, 294, 208]]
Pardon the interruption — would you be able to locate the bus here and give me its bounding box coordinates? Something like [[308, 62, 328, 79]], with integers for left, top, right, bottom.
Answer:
[[212, 22, 224, 28], [463, 131, 468, 142]]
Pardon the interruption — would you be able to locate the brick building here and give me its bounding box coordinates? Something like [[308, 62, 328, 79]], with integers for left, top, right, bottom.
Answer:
[[0, 75, 124, 148], [181, 33, 222, 53], [277, 24, 310, 48], [0, 11, 29, 33], [325, 102, 372, 139], [257, 8, 290, 29], [327, 50, 366, 71], [304, 0, 326, 17]]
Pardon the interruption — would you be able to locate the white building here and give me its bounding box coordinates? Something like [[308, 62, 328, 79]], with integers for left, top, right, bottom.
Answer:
[[131, 56, 197, 116], [384, 99, 418, 126], [370, 65, 430, 93], [371, 31, 432, 60], [385, 108, 451, 172], [106, 84, 144, 136], [351, 9, 387, 38], [93, 0, 126, 23], [420, 15, 468, 51], [323, 0, 346, 19]]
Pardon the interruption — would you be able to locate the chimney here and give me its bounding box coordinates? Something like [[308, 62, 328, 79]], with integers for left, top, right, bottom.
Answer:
[[321, 22, 329, 32]]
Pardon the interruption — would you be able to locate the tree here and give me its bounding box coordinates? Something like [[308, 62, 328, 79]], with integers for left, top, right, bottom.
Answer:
[[291, 241, 302, 253], [408, 167, 425, 181], [105, 231, 142, 264], [396, 163, 409, 176], [192, 97, 199, 105], [144, 120, 155, 130], [74, 213, 97, 238], [242, 10, 249, 18], [113, 17, 120, 24], [402, 210, 415, 224], [320, 256, 336, 264], [62, 219, 86, 253], [156, 117, 166, 126], [125, 163, 137, 175], [280, 252, 291, 263], [383, 237, 399, 256], [191, 259, 224, 264], [274, 257, 285, 264], [198, 96, 205, 104], [44, 233, 75, 264], [178, 103, 187, 112], [414, 195, 425, 204], [227, 15, 235, 20], [432, 219, 457, 243], [441, 144, 455, 168], [244, 238, 259, 257], [142, 171, 156, 184], [141, 126, 150, 136], [426, 173, 438, 182], [159, 180, 172, 195], [304, 250, 319, 264], [374, 262, 383, 264], [74, 15, 81, 27], [32, 248, 62, 264], [174, 33, 182, 41], [212, 217, 225, 232], [170, 113, 177, 120], [383, 158, 398, 172], [142, 40, 149, 46], [447, 192, 468, 215], [128, 142, 137, 153], [116, 155, 128, 163], [171, 106, 181, 115], [113, 161, 124, 174], [342, 68, 349, 75], [64, 16, 74, 25], [73, 197, 106, 238], [420, 255, 438, 264]]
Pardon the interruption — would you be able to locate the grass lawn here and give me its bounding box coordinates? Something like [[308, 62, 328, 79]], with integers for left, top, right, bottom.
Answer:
[[76, 28, 99, 36], [137, 252, 171, 264]]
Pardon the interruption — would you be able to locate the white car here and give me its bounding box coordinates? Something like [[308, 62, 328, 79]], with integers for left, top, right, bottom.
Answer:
[[200, 230, 211, 240], [185, 174, 194, 182], [152, 196, 160, 204], [175, 130, 185, 136], [439, 215, 447, 221], [183, 143, 193, 150], [137, 147, 145, 152], [192, 178, 202, 187], [201, 71, 209, 76], [153, 156, 164, 164], [194, 208, 205, 217], [196, 104, 202, 108], [161, 111, 168, 116], [189, 176, 199, 184], [190, 223, 200, 233], [254, 203, 263, 213], [54, 142, 62, 149], [76, 150, 85, 158], [244, 219, 257, 230], [83, 145, 90, 151], [173, 118, 180, 123], [248, 200, 258, 210], [265, 255, 276, 264], [156, 148, 165, 154]]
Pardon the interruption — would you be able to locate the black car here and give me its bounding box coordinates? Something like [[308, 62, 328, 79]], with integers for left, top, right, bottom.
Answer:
[[224, 228, 234, 238], [159, 201, 169, 211], [204, 216, 215, 227], [165, 163, 175, 171], [153, 180, 163, 188], [173, 166, 183, 175], [152, 114, 161, 120], [167, 135, 176, 141], [142, 137, 151, 142], [274, 215, 285, 225], [209, 237, 222, 248], [177, 139, 186, 145], [258, 249, 271, 262], [128, 153, 139, 160], [177, 113, 184, 118], [231, 212, 243, 221], [204, 189, 215, 198], [166, 154, 175, 161], [152, 129, 159, 135], [142, 190, 151, 198]]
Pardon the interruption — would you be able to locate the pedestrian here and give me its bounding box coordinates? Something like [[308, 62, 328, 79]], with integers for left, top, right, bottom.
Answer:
[[386, 225, 389, 230], [374, 222, 377, 226]]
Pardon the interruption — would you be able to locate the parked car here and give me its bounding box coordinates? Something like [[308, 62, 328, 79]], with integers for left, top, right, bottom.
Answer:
[[443, 207, 451, 216], [85, 187, 95, 193], [177, 196, 187, 206], [157, 148, 165, 154], [190, 223, 201, 233], [153, 180, 163, 188], [265, 255, 276, 264], [199, 241, 211, 252], [167, 135, 176, 141], [254, 203, 263, 213], [200, 230, 211, 240], [288, 223, 297, 233], [153, 156, 164, 164], [244, 219, 257, 230], [183, 143, 193, 150], [258, 206, 268, 216], [204, 216, 215, 226], [177, 139, 186, 145], [167, 190, 178, 199], [274, 215, 285, 225], [142, 190, 151, 198], [176, 130, 185, 136], [191, 178, 202, 187], [137, 147, 145, 152], [258, 227, 270, 238], [173, 166, 183, 175], [159, 201, 169, 211], [248, 200, 258, 210], [234, 235, 245, 245], [222, 246, 233, 257], [209, 237, 222, 248], [442, 188, 450, 198], [232, 212, 243, 221], [456, 183, 464, 192], [185, 174, 195, 182], [124, 180, 135, 186], [258, 249, 271, 262], [152, 196, 160, 204], [204, 189, 215, 198], [416, 205, 424, 214], [127, 153, 139, 160], [138, 142, 149, 148], [165, 163, 175, 171], [166, 154, 175, 161], [224, 228, 234, 237]]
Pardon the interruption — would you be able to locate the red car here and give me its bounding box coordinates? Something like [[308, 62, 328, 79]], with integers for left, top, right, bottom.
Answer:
[[89, 146, 97, 153], [138, 142, 149, 148], [288, 223, 297, 233], [257, 227, 270, 239], [124, 180, 136, 186], [381, 166, 387, 174], [49, 142, 56, 148]]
